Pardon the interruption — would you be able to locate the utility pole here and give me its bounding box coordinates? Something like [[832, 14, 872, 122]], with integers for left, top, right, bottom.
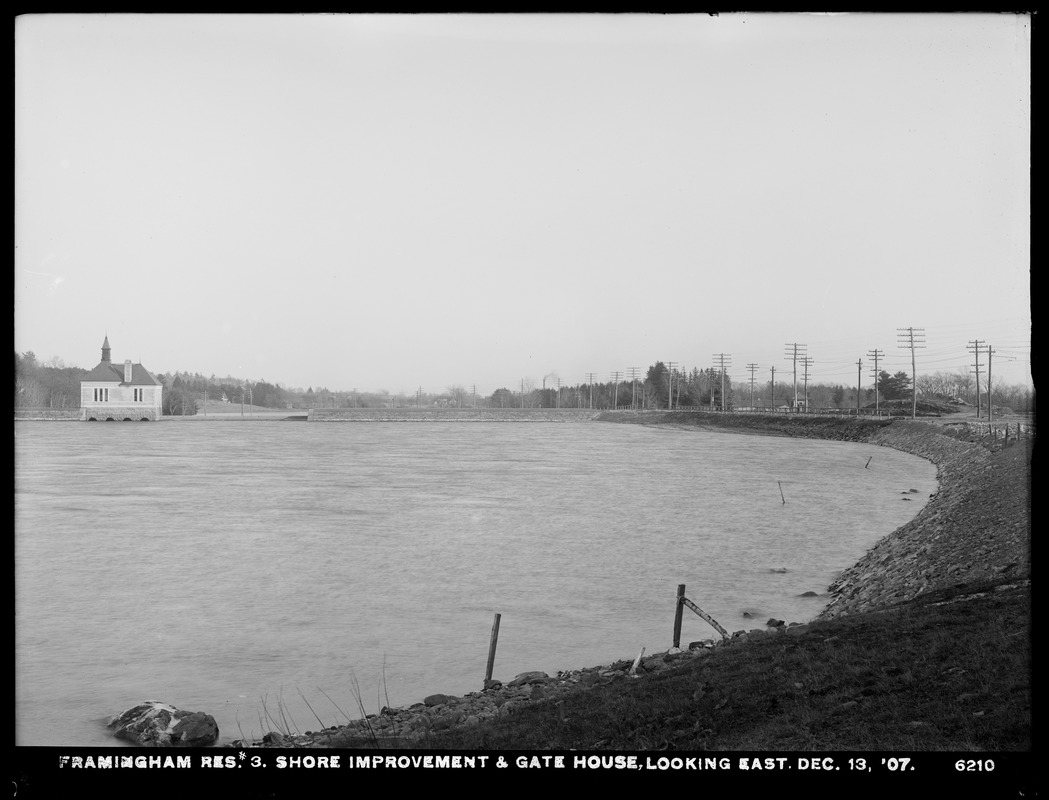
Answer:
[[867, 348, 883, 415], [610, 371, 622, 410], [968, 339, 985, 418], [586, 373, 597, 409], [770, 366, 776, 410], [665, 361, 677, 410], [747, 363, 758, 410], [986, 345, 994, 422], [785, 343, 807, 410], [713, 354, 731, 411], [800, 357, 813, 412], [628, 367, 640, 410], [856, 359, 863, 413], [897, 327, 926, 419], [555, 377, 561, 409]]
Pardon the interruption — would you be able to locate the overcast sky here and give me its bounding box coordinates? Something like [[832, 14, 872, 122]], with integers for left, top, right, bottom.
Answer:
[[15, 13, 1031, 395]]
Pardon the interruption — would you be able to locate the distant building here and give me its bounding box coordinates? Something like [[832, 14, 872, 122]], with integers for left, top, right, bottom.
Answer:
[[80, 336, 164, 420]]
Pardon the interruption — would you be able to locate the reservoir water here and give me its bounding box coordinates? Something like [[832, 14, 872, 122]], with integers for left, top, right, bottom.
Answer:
[[14, 420, 936, 746]]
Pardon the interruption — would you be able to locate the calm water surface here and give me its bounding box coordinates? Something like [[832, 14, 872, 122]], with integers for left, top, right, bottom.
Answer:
[[15, 420, 936, 746]]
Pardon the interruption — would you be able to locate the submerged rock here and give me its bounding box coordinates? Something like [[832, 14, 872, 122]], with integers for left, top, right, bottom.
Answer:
[[108, 700, 219, 747]]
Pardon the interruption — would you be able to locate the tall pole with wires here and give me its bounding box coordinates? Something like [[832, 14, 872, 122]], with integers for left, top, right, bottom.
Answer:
[[665, 362, 677, 410], [968, 339, 985, 418], [986, 345, 994, 422], [800, 356, 813, 412], [867, 348, 883, 415], [785, 343, 807, 410], [856, 359, 863, 414], [897, 327, 926, 419], [713, 354, 731, 411]]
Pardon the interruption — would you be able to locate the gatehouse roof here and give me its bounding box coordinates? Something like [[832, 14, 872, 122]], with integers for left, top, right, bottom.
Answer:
[[82, 361, 163, 386]]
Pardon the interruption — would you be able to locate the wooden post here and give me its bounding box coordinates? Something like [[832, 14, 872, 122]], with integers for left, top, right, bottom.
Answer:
[[484, 613, 501, 688], [629, 646, 646, 677], [673, 585, 685, 649]]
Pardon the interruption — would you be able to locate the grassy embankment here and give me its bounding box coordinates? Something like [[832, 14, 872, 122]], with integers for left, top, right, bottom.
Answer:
[[422, 412, 1031, 751], [423, 578, 1029, 751]]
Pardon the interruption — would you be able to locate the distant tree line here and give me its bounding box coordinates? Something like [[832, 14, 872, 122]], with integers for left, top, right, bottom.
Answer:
[[14, 352, 1035, 416], [14, 352, 83, 409], [482, 363, 1033, 415]]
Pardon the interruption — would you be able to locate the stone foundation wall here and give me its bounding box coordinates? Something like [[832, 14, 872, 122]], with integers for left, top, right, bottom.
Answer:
[[82, 406, 159, 421], [14, 408, 83, 421]]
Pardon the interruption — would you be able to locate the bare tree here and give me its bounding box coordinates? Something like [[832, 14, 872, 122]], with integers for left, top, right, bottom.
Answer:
[[15, 375, 47, 408], [520, 378, 541, 408], [446, 384, 468, 408], [950, 369, 975, 403]]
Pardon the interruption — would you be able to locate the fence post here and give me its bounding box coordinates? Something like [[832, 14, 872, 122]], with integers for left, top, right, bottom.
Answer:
[[673, 584, 685, 649], [484, 613, 501, 688]]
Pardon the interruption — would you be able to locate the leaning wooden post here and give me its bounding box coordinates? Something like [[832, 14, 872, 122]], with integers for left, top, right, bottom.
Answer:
[[484, 613, 501, 688], [673, 584, 685, 649]]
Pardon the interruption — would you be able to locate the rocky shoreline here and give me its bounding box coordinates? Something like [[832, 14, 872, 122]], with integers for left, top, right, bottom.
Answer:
[[224, 412, 1030, 749]]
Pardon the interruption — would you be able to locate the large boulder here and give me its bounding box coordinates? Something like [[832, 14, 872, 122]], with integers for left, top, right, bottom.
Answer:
[[108, 701, 219, 747]]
